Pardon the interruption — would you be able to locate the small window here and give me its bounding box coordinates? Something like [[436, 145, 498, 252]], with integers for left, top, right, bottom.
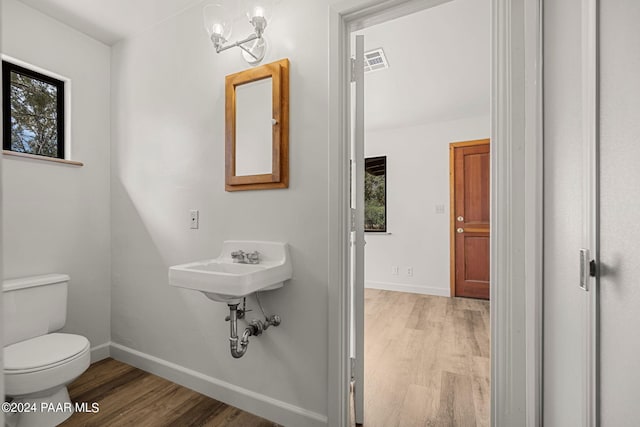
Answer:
[[365, 156, 387, 232], [2, 60, 65, 159]]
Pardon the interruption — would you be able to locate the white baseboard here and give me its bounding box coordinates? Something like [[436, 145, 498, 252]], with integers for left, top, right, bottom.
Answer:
[[365, 280, 450, 297], [90, 342, 110, 363], [108, 342, 327, 427]]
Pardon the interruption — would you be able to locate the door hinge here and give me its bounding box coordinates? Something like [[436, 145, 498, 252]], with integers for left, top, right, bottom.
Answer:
[[350, 357, 356, 380], [350, 58, 356, 83], [350, 208, 356, 232]]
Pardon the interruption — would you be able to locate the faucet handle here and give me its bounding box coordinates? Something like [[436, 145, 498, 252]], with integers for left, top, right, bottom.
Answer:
[[246, 251, 260, 264], [231, 250, 245, 263]]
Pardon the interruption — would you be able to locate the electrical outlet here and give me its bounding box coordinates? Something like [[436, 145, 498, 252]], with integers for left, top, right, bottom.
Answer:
[[435, 204, 445, 214], [391, 266, 399, 275], [407, 267, 413, 277], [190, 210, 199, 229]]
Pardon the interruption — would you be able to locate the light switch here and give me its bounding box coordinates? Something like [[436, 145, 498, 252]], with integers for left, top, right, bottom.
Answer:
[[190, 210, 199, 229]]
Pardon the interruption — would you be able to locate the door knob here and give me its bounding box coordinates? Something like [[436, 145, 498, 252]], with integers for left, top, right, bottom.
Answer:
[[456, 228, 464, 233], [457, 216, 464, 222]]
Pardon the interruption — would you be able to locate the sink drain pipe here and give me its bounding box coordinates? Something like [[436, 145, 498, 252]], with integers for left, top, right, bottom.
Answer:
[[227, 302, 281, 358]]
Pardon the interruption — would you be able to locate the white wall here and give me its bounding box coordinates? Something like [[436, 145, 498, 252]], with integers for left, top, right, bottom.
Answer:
[[110, 1, 328, 425], [1, 0, 111, 357], [364, 115, 489, 297], [599, 1, 640, 424]]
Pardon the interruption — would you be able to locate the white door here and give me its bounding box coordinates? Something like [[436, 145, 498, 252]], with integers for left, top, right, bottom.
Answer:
[[349, 34, 365, 425], [543, 0, 598, 425]]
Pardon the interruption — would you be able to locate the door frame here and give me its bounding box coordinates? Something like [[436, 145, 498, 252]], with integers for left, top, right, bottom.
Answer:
[[449, 138, 491, 299], [327, 1, 544, 426], [581, 0, 599, 424]]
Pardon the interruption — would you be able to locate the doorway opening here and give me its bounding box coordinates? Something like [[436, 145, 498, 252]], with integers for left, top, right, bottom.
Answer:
[[329, 0, 543, 425], [349, 1, 491, 425]]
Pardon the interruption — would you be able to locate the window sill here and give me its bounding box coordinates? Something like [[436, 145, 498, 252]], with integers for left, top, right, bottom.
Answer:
[[3, 150, 83, 166], [365, 231, 392, 235]]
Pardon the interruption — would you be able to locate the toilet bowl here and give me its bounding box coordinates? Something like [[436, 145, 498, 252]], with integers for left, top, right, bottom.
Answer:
[[3, 274, 91, 427]]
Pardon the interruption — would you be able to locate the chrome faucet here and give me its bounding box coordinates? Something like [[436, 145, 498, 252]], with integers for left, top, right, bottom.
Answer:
[[231, 250, 260, 264]]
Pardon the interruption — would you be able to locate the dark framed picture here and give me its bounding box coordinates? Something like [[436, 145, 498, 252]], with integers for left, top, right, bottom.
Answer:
[[2, 60, 65, 159], [365, 156, 386, 232]]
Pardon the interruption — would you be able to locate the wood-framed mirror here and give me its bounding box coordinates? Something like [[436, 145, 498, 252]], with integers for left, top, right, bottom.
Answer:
[[225, 58, 289, 191]]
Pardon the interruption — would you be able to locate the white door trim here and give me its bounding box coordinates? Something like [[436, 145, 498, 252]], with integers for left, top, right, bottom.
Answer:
[[490, 0, 543, 425], [581, 0, 599, 424], [328, 0, 544, 425], [523, 1, 544, 425]]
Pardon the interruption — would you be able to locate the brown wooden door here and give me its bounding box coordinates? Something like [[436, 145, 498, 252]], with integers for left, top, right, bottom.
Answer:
[[450, 139, 490, 299]]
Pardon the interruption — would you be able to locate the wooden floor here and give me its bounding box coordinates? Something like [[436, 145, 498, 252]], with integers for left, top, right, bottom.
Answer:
[[362, 289, 490, 427], [57, 291, 487, 427], [60, 358, 279, 427]]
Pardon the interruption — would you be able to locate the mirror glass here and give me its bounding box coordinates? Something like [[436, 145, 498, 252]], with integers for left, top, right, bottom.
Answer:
[[235, 77, 273, 176]]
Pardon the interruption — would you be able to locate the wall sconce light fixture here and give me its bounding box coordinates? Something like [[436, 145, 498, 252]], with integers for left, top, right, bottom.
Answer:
[[203, 1, 273, 65]]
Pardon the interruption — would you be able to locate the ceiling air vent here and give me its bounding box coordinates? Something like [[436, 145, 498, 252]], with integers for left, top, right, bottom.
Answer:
[[358, 48, 389, 73]]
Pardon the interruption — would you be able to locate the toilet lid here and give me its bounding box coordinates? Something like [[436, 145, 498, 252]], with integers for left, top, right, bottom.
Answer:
[[4, 333, 90, 372]]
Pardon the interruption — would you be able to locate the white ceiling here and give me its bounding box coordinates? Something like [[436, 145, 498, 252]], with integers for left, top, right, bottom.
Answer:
[[17, 0, 203, 45], [357, 0, 490, 131]]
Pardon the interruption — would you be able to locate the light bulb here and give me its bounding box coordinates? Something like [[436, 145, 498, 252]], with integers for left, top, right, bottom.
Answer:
[[243, 0, 273, 24], [253, 6, 265, 18], [211, 24, 224, 36]]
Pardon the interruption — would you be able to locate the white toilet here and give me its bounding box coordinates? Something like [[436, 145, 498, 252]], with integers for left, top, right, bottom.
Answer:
[[3, 274, 91, 427]]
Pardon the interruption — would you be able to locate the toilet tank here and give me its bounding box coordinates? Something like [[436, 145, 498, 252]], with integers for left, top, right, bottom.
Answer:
[[2, 274, 70, 346]]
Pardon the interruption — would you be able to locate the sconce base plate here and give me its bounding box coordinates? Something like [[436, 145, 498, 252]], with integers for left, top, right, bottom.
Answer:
[[241, 35, 266, 65]]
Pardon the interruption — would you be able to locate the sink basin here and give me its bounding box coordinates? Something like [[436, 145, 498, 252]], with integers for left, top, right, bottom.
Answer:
[[169, 241, 292, 303]]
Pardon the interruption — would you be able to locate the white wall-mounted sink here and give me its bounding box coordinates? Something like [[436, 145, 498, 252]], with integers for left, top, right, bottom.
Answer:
[[169, 241, 292, 303]]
